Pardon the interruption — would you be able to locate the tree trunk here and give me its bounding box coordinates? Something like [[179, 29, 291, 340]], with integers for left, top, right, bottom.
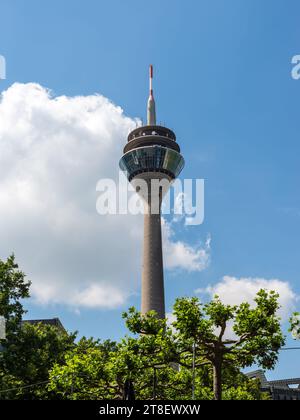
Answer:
[[213, 359, 222, 400]]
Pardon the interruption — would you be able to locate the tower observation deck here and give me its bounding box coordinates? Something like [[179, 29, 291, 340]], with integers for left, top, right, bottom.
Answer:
[[119, 66, 184, 318]]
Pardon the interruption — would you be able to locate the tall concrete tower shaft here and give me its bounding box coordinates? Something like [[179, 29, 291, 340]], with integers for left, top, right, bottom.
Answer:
[[142, 186, 165, 318], [119, 66, 184, 318]]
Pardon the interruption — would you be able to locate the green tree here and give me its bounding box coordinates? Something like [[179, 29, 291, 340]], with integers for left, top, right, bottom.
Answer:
[[0, 255, 31, 337], [120, 307, 268, 400], [49, 312, 182, 400], [173, 290, 284, 400], [0, 254, 31, 398], [0, 255, 76, 399], [0, 257, 279, 401], [289, 312, 300, 340], [48, 306, 270, 400], [48, 338, 119, 399], [0, 322, 76, 399], [4, 323, 76, 399]]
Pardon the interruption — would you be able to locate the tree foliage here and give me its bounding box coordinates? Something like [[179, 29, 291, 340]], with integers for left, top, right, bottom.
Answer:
[[172, 290, 285, 399], [0, 255, 76, 399], [289, 312, 300, 340], [0, 255, 31, 336], [0, 255, 282, 400], [1, 323, 76, 399]]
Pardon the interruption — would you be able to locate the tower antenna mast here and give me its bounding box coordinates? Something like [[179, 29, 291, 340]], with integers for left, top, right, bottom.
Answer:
[[147, 64, 156, 125]]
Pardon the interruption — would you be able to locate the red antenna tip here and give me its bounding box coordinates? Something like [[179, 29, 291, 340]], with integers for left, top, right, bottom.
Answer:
[[150, 64, 153, 79]]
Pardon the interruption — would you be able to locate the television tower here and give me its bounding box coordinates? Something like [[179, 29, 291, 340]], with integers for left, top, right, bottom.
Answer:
[[119, 66, 184, 318]]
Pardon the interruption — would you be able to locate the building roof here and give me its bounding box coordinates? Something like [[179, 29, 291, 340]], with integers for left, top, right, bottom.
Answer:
[[246, 369, 300, 391], [21, 318, 66, 332]]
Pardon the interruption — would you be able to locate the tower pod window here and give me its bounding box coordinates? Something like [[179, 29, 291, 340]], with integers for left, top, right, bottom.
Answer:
[[119, 146, 185, 181]]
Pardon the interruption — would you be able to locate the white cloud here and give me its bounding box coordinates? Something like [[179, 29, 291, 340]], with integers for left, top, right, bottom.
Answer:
[[196, 276, 297, 319], [70, 284, 127, 309], [166, 312, 177, 333], [0, 82, 139, 309], [163, 219, 211, 272], [0, 82, 207, 310], [166, 311, 176, 326], [290, 314, 300, 340]]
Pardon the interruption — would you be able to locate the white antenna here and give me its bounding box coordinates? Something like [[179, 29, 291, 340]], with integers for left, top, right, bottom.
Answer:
[[147, 64, 156, 125]]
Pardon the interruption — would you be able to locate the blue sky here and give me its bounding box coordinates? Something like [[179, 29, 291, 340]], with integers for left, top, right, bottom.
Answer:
[[0, 0, 300, 380]]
